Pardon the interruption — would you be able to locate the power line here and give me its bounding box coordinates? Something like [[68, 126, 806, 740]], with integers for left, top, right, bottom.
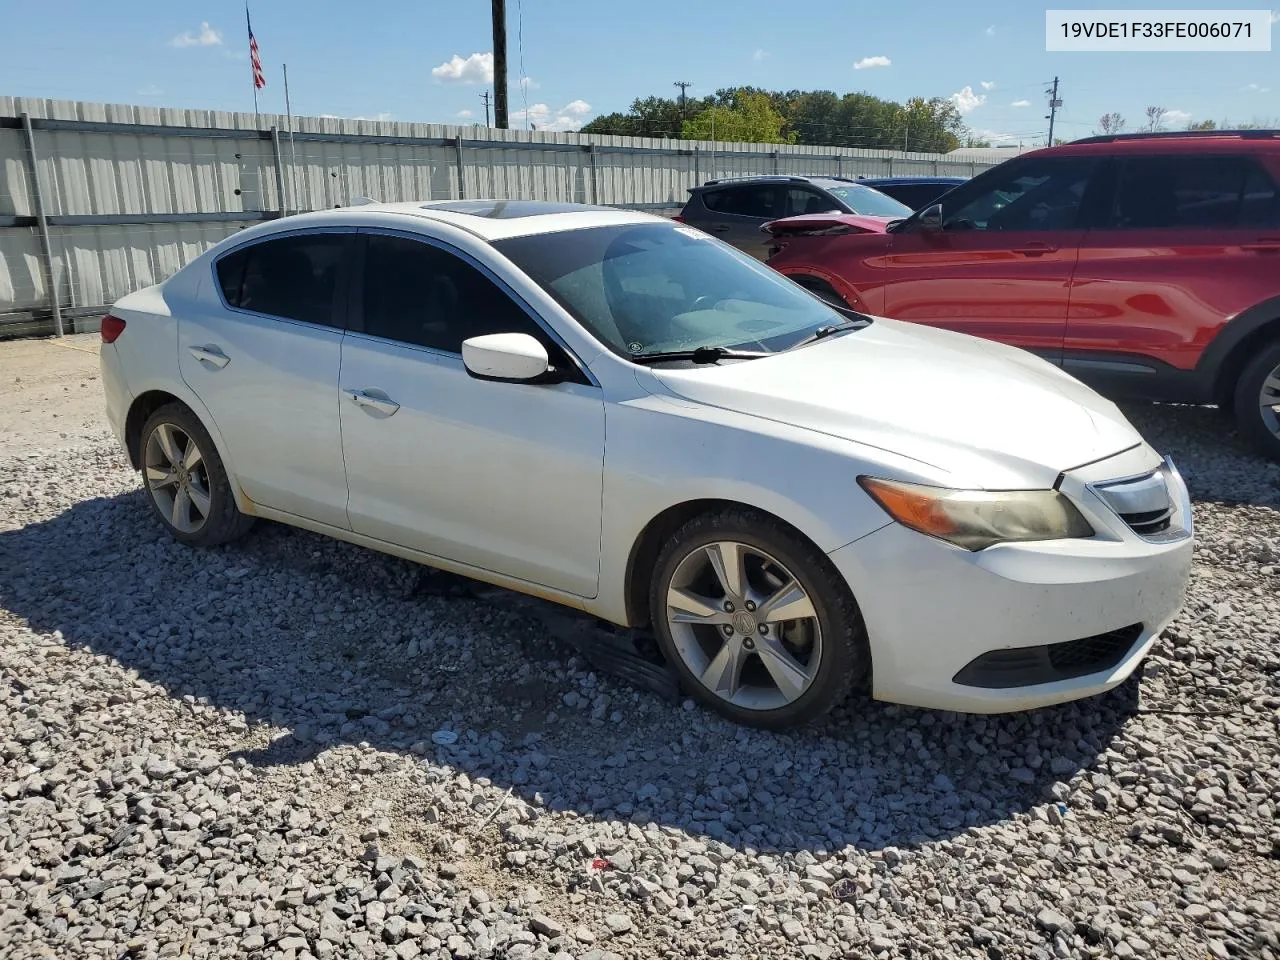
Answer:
[[480, 91, 492, 127], [673, 81, 692, 119]]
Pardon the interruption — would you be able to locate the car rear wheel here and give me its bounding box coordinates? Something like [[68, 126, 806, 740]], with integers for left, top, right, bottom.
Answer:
[[1232, 341, 1280, 462], [140, 403, 254, 546], [649, 508, 869, 729]]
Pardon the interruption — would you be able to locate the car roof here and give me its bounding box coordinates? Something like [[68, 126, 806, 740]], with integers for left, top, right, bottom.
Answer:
[[855, 176, 968, 185], [1020, 129, 1280, 159], [250, 200, 663, 242]]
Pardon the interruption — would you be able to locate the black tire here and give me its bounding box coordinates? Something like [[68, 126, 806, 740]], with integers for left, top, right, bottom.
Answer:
[[1232, 340, 1280, 462], [140, 402, 254, 546], [648, 507, 870, 730]]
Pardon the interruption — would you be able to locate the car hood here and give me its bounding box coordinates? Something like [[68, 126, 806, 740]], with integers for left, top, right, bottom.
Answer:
[[648, 317, 1143, 489], [761, 213, 894, 236]]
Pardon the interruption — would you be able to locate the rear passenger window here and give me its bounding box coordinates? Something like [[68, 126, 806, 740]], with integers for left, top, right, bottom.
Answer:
[[702, 186, 780, 218], [1109, 157, 1279, 229], [785, 188, 839, 217], [216, 234, 349, 327]]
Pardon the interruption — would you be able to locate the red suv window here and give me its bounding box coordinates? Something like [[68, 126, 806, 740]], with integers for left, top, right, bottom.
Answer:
[[1107, 156, 1280, 229]]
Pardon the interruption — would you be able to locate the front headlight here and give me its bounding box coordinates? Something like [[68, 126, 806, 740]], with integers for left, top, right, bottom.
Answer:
[[857, 477, 1094, 551]]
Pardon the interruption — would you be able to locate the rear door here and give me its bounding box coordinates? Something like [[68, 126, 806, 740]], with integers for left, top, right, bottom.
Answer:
[[877, 155, 1100, 360], [179, 230, 352, 529], [691, 184, 784, 259], [1065, 153, 1280, 380]]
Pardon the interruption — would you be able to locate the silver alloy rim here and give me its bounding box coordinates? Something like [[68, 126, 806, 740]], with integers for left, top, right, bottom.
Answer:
[[1260, 362, 1280, 438], [144, 423, 211, 534], [665, 540, 823, 712]]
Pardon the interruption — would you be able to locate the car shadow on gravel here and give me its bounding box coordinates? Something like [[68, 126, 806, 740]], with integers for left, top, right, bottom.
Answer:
[[1, 488, 1143, 858]]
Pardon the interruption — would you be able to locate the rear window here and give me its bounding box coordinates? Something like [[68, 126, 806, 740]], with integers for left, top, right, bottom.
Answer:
[[1109, 156, 1280, 229]]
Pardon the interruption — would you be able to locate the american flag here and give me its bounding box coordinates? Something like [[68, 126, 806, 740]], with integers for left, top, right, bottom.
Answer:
[[247, 8, 265, 90]]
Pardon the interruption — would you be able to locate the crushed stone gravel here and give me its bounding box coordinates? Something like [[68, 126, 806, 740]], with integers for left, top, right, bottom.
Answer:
[[1, 383, 1278, 959]]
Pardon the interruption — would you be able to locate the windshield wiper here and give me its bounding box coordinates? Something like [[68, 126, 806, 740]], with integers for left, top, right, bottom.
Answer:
[[630, 346, 771, 365], [786, 317, 868, 351]]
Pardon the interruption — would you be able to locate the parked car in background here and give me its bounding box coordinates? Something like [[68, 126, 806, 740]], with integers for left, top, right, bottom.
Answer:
[[100, 200, 1192, 729], [854, 175, 968, 210], [764, 130, 1280, 460], [675, 175, 911, 259]]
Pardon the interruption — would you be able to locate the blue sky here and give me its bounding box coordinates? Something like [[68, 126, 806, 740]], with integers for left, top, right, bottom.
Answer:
[[1, 1, 1276, 145]]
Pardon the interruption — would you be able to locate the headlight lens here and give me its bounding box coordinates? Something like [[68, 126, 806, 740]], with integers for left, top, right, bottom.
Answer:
[[858, 477, 1094, 551]]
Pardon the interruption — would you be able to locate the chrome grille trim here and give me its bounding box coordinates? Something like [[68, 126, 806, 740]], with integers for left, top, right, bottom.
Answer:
[[1089, 457, 1191, 543]]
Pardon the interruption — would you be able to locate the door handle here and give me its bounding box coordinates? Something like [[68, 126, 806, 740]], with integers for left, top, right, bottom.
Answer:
[[343, 389, 400, 416], [1242, 238, 1280, 253], [188, 344, 230, 368], [1012, 242, 1057, 256], [710, 225, 730, 233]]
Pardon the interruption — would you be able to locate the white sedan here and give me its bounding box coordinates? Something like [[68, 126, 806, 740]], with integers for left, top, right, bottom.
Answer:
[[99, 200, 1194, 729]]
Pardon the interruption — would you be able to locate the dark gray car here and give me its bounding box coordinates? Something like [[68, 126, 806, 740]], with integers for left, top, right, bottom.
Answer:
[[675, 175, 913, 258]]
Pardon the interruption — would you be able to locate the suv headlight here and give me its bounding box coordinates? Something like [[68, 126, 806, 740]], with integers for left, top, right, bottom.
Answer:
[[858, 477, 1093, 551]]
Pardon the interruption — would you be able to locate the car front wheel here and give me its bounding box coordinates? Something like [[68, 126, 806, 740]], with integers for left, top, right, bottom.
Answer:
[[649, 508, 869, 729], [1233, 340, 1280, 462]]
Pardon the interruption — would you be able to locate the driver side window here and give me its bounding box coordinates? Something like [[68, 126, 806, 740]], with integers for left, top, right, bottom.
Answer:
[[360, 234, 545, 352], [942, 157, 1097, 232]]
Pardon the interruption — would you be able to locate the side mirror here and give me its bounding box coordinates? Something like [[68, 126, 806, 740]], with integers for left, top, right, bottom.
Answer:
[[918, 203, 944, 232], [461, 332, 555, 383]]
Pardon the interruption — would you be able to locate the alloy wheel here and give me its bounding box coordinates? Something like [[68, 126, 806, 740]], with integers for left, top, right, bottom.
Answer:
[[1259, 362, 1280, 439], [144, 422, 212, 534], [664, 540, 823, 712]]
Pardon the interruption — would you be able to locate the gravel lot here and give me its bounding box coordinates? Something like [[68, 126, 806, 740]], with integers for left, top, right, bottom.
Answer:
[[1, 335, 1278, 960]]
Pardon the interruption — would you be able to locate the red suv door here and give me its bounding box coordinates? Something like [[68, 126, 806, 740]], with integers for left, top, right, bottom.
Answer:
[[1064, 153, 1280, 378], [877, 155, 1100, 361]]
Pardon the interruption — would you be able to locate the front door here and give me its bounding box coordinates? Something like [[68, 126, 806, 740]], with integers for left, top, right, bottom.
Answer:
[[338, 231, 606, 598], [691, 184, 783, 260], [178, 230, 353, 529], [877, 155, 1101, 361]]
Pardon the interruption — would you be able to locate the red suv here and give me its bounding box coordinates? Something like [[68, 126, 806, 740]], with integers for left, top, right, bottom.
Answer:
[[764, 131, 1280, 460]]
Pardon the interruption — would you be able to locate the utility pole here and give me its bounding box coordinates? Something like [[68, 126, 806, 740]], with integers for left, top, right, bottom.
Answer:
[[481, 91, 492, 127], [1045, 76, 1061, 146], [491, 0, 508, 129], [673, 80, 691, 118]]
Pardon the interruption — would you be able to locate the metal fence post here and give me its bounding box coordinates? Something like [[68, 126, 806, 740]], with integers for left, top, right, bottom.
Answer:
[[20, 113, 64, 337], [835, 155, 842, 178], [455, 135, 466, 200], [771, 150, 779, 175], [693, 145, 700, 186], [270, 127, 288, 216], [887, 156, 894, 177], [933, 158, 940, 175], [587, 144, 598, 204]]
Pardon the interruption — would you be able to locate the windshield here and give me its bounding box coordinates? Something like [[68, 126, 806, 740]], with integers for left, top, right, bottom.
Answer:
[[493, 222, 859, 359], [823, 183, 913, 218]]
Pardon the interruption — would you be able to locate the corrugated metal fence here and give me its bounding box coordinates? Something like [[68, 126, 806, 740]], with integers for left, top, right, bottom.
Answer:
[[0, 96, 998, 337]]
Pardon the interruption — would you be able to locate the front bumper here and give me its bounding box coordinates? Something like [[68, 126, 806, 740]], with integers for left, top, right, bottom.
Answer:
[[830, 446, 1194, 714]]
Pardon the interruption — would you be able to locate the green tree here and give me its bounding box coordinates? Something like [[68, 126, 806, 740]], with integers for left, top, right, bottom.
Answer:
[[681, 91, 795, 143], [1186, 119, 1216, 131]]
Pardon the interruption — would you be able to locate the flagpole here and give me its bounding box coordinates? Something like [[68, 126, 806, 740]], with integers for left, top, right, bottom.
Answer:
[[247, 4, 259, 126], [283, 63, 298, 213]]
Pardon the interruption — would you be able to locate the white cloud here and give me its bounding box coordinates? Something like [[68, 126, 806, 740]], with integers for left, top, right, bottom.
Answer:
[[853, 55, 891, 70], [985, 24, 996, 36], [753, 49, 770, 62], [519, 76, 538, 91], [431, 52, 493, 84], [515, 99, 594, 132], [980, 80, 996, 91], [1164, 109, 1192, 125], [949, 85, 986, 114], [137, 84, 164, 97], [170, 22, 222, 48], [456, 109, 474, 119], [355, 113, 394, 122], [1272, 10, 1279, 24], [971, 128, 1021, 144], [1245, 82, 1272, 93], [1011, 99, 1031, 108]]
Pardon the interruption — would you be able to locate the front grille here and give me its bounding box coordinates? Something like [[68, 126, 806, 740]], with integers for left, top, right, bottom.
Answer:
[[1093, 466, 1179, 541], [953, 623, 1144, 689]]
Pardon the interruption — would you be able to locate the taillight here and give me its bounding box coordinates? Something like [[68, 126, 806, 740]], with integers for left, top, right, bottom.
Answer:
[[671, 215, 686, 223], [100, 315, 126, 343]]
